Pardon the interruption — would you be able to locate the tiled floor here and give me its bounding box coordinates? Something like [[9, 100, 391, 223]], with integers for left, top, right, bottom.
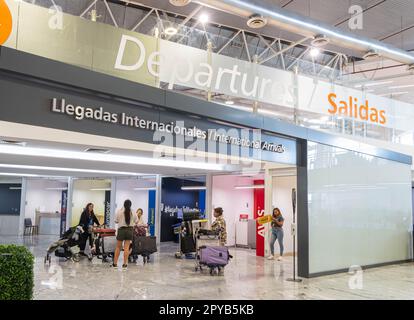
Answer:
[[1, 235, 414, 300]]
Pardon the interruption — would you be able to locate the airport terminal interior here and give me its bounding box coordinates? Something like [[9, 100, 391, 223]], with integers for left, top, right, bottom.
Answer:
[[1, 0, 414, 301]]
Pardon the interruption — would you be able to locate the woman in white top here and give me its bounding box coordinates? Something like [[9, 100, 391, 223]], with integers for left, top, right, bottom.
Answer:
[[136, 208, 146, 226], [112, 199, 138, 269]]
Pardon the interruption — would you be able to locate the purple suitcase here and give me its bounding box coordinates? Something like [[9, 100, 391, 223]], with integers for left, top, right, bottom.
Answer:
[[199, 246, 229, 266]]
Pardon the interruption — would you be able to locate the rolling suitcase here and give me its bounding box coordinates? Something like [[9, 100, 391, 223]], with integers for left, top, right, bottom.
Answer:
[[199, 246, 230, 275], [133, 236, 157, 263], [199, 246, 229, 266]]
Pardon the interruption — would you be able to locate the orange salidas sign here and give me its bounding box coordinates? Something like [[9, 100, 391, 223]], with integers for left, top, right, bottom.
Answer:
[[0, 0, 12, 46], [327, 93, 387, 125]]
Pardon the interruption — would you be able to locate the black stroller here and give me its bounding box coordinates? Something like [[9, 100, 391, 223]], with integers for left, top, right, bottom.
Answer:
[[44, 226, 84, 265]]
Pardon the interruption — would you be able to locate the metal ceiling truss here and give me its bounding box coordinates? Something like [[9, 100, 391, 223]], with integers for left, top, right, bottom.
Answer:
[[24, 0, 345, 80]]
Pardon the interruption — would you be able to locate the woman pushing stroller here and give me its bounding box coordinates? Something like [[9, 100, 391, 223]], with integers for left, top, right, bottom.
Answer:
[[78, 203, 100, 256]]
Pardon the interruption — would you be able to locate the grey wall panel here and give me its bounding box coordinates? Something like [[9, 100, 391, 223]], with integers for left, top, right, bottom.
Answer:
[[0, 46, 166, 107], [0, 215, 20, 235]]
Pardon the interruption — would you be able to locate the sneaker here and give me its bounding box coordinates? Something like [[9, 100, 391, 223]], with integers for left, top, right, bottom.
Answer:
[[267, 255, 274, 260], [122, 264, 128, 270], [111, 263, 118, 268], [277, 256, 283, 261]]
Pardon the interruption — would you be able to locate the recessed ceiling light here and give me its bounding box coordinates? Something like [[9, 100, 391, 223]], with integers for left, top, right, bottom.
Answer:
[[199, 13, 209, 24], [310, 48, 320, 58], [164, 26, 178, 36]]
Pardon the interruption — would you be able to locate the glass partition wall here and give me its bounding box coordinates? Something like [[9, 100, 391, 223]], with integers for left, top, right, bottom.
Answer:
[[306, 141, 413, 275]]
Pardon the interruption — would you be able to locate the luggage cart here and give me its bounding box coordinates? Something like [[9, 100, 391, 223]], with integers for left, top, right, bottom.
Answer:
[[194, 229, 224, 275], [175, 219, 209, 259]]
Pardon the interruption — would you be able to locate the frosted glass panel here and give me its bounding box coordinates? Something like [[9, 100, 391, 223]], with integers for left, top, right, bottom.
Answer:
[[308, 142, 413, 274]]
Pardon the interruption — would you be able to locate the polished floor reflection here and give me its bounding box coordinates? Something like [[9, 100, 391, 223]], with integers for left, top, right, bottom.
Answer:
[[1, 235, 414, 300]]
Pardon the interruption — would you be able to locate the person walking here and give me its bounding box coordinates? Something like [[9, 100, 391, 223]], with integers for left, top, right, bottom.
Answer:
[[267, 208, 284, 261], [78, 203, 100, 256]]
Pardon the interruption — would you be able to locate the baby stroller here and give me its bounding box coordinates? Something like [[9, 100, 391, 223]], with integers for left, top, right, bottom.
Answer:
[[44, 226, 84, 265], [130, 225, 157, 264]]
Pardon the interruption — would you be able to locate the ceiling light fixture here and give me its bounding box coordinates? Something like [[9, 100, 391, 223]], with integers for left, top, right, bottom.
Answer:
[[169, 0, 192, 6], [181, 186, 207, 191], [199, 13, 209, 24], [133, 187, 157, 191], [45, 187, 68, 191], [225, 100, 235, 105], [90, 188, 111, 191], [0, 164, 148, 177], [311, 34, 330, 47], [363, 50, 380, 60], [9, 187, 22, 190], [164, 26, 178, 36], [247, 14, 267, 29], [234, 184, 265, 190], [0, 145, 224, 171], [0, 172, 40, 177], [310, 47, 320, 58]]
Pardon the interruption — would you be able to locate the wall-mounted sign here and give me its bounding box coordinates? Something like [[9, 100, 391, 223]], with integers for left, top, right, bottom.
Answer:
[[51, 98, 287, 155], [0, 0, 12, 46], [3, 1, 413, 133], [114, 34, 414, 132]]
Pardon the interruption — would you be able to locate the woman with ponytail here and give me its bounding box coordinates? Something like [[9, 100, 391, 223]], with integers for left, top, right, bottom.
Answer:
[[113, 199, 137, 269]]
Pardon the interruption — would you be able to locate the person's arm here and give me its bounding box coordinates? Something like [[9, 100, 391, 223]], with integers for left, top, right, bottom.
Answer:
[[114, 211, 119, 224], [79, 211, 87, 229], [93, 214, 100, 226], [276, 218, 284, 227]]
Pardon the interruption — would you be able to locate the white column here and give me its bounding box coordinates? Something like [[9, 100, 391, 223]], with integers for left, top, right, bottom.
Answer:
[[264, 169, 273, 258], [155, 174, 162, 244], [110, 177, 117, 228], [66, 177, 74, 228], [18, 177, 27, 236], [205, 173, 213, 227]]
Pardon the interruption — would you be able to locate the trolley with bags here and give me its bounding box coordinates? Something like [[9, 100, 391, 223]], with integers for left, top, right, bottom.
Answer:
[[130, 225, 157, 264], [91, 226, 117, 263], [175, 219, 208, 259], [194, 229, 231, 276]]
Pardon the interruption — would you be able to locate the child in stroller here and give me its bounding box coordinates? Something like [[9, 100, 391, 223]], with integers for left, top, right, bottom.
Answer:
[[44, 226, 84, 265]]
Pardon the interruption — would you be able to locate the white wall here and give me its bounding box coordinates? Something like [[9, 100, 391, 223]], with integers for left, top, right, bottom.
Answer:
[[72, 179, 110, 226], [212, 175, 255, 247], [25, 179, 68, 235], [25, 179, 67, 222], [269, 175, 297, 255], [115, 179, 151, 224]]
